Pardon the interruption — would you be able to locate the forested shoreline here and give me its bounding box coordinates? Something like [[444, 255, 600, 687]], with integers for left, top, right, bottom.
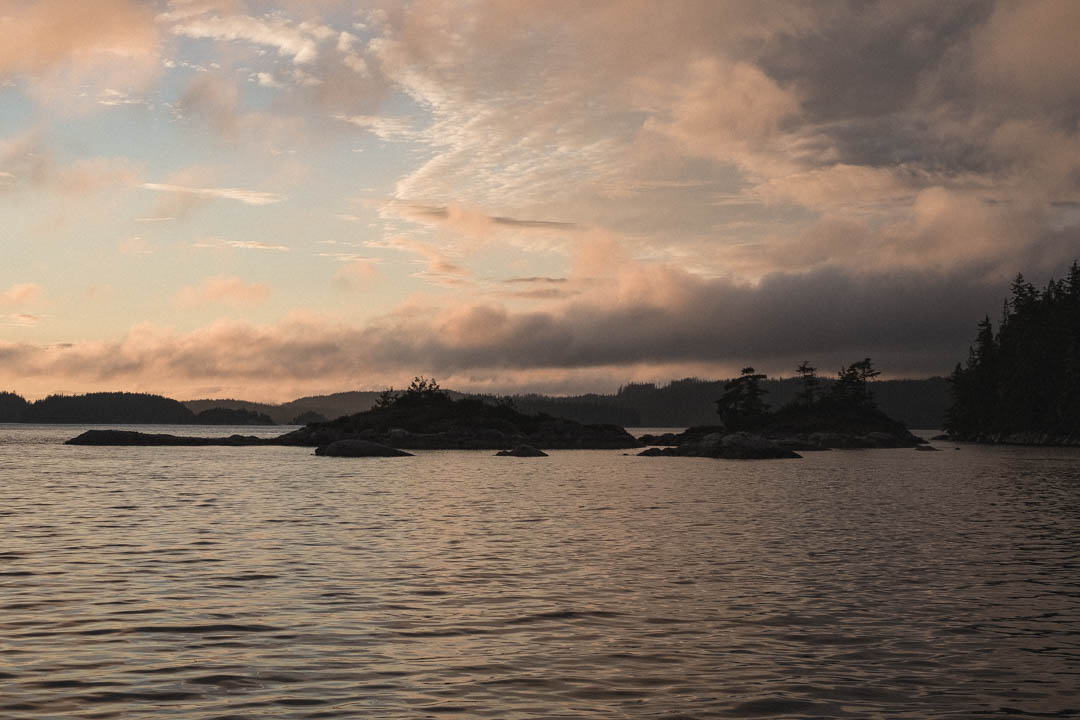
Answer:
[[946, 263, 1080, 444]]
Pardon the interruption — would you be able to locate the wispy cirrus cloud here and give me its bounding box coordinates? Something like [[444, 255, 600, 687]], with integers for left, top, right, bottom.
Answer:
[[227, 240, 290, 251], [161, 5, 333, 65], [142, 182, 285, 206], [333, 114, 415, 141], [6, 313, 40, 327], [367, 234, 471, 288]]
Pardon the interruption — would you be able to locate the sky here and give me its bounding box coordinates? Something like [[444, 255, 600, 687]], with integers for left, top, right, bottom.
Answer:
[[1, 0, 1079, 402]]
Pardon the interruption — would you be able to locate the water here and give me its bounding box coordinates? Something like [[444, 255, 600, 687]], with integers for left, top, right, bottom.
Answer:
[[1, 424, 1078, 719]]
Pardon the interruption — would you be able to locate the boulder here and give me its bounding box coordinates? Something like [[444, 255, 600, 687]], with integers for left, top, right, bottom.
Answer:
[[315, 439, 413, 457], [496, 444, 548, 457]]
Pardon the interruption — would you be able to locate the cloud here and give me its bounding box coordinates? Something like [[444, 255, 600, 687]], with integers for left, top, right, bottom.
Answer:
[[117, 236, 154, 256], [1, 283, 41, 305], [0, 0, 160, 104], [334, 258, 380, 290], [400, 204, 580, 237], [969, 0, 1080, 109], [0, 257, 1053, 402], [227, 240, 290, 251], [142, 182, 285, 206], [0, 0, 158, 76], [333, 114, 415, 140], [175, 73, 309, 145], [363, 0, 1079, 280], [368, 234, 471, 287], [7, 313, 39, 327], [163, 6, 332, 65], [54, 157, 140, 194], [175, 275, 271, 308]]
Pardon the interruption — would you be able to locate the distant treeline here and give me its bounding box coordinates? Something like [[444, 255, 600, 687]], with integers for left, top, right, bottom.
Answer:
[[473, 376, 950, 429], [184, 393, 380, 424], [947, 263, 1080, 440], [0, 392, 274, 425], [1, 376, 950, 428]]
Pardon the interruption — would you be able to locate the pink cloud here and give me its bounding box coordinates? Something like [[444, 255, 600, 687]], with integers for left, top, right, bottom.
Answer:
[[1, 282, 42, 305], [0, 257, 1034, 402], [175, 275, 271, 308], [334, 258, 380, 290], [0, 0, 160, 107]]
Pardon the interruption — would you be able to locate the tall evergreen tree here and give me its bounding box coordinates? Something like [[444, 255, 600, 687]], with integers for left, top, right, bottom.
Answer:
[[946, 263, 1080, 439], [716, 367, 769, 431]]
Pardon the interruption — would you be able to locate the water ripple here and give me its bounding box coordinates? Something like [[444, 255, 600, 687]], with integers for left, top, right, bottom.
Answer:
[[0, 425, 1078, 718]]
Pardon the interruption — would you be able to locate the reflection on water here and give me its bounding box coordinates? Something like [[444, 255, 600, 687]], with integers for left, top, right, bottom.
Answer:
[[1, 425, 1078, 718]]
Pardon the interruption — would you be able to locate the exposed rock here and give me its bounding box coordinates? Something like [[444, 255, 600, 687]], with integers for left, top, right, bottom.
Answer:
[[315, 439, 413, 457], [276, 394, 639, 450], [495, 444, 548, 457], [638, 431, 800, 459], [637, 432, 680, 446], [65, 430, 268, 446], [915, 445, 941, 451], [931, 433, 952, 441], [715, 432, 801, 459]]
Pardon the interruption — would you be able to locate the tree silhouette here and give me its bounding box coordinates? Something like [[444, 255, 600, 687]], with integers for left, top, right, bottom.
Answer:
[[946, 261, 1080, 438], [831, 358, 880, 408], [716, 367, 769, 430], [796, 361, 819, 405]]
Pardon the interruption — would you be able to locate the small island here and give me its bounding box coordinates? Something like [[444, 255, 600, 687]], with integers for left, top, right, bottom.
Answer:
[[639, 360, 924, 459]]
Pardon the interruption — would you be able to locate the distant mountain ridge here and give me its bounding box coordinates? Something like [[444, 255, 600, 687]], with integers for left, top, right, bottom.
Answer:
[[184, 391, 388, 424]]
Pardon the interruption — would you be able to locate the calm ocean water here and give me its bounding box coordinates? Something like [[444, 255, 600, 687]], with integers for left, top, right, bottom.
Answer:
[[1, 424, 1078, 719]]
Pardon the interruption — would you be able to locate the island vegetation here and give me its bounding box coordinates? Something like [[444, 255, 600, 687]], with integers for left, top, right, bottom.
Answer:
[[945, 262, 1080, 445], [640, 359, 923, 458], [193, 407, 276, 425], [274, 377, 639, 450]]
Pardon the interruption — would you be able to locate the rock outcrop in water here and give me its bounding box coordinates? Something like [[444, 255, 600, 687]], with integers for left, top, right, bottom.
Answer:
[[639, 432, 801, 459], [275, 383, 638, 450], [66, 430, 269, 446], [495, 444, 548, 457], [638, 388, 923, 459], [314, 439, 413, 457]]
